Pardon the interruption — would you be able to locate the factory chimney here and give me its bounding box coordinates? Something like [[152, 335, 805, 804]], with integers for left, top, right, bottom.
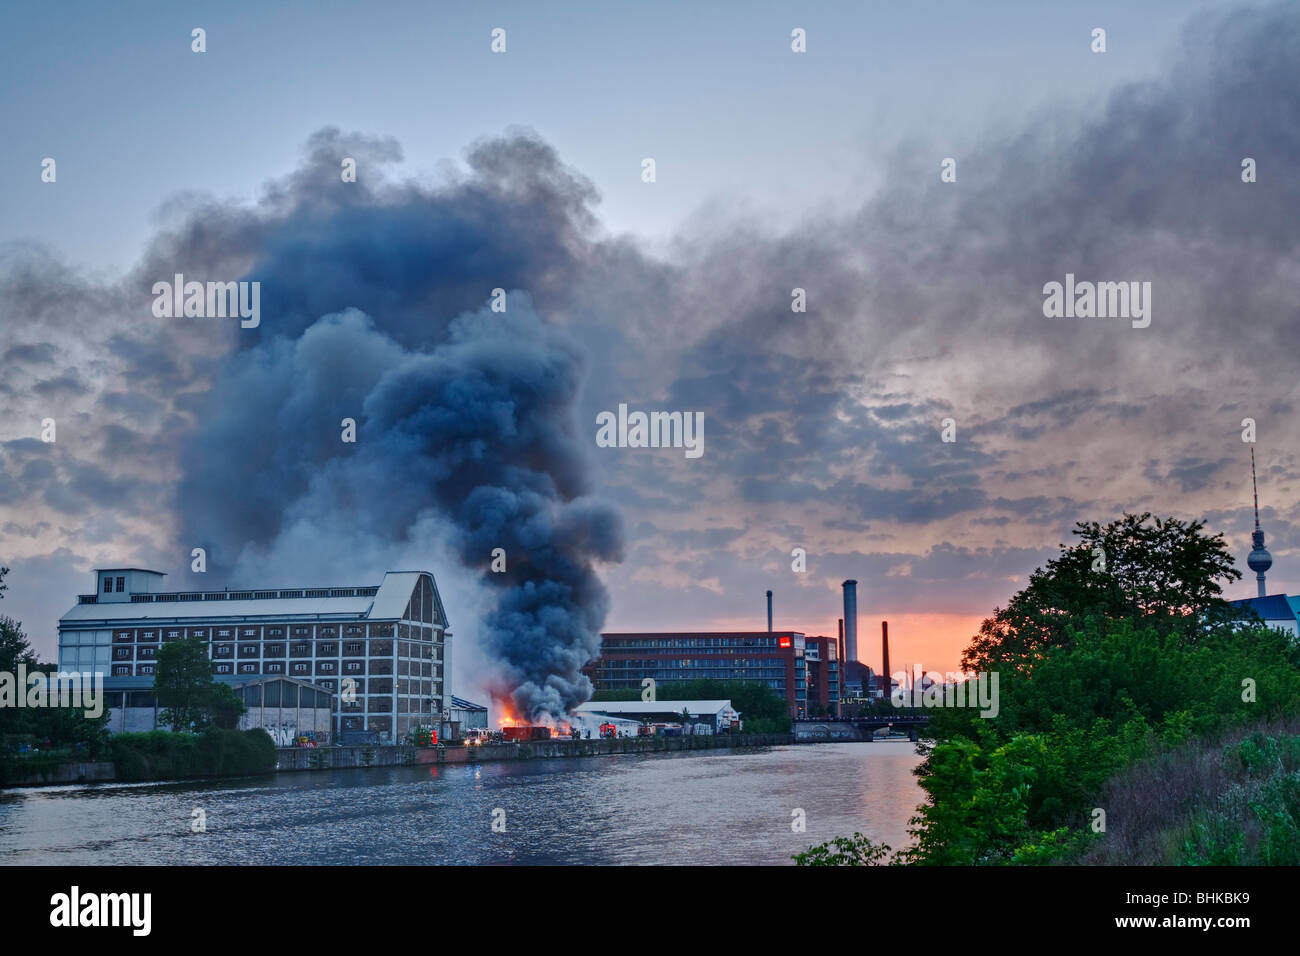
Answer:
[[766, 590, 773, 632], [881, 620, 891, 700], [842, 580, 858, 665], [837, 618, 845, 673]]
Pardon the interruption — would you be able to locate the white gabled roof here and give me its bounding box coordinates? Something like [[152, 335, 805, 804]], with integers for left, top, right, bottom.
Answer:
[[573, 700, 735, 717], [59, 569, 450, 628], [368, 572, 423, 621], [368, 571, 448, 627], [60, 594, 376, 624]]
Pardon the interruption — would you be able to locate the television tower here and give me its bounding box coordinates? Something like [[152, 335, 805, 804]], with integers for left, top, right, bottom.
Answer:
[[1247, 448, 1272, 598]]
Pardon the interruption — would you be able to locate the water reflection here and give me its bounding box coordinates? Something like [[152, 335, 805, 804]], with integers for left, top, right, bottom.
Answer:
[[0, 743, 922, 866]]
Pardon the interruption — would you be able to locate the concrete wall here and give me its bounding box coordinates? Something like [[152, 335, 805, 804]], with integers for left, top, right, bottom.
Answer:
[[244, 706, 333, 746], [275, 744, 418, 771], [106, 706, 160, 733], [4, 761, 117, 787]]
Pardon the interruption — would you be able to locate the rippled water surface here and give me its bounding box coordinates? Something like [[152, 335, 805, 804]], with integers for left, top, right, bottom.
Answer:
[[0, 743, 923, 865]]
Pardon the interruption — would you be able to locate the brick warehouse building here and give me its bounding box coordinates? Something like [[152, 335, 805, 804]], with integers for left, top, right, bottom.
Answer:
[[584, 631, 839, 718], [57, 567, 451, 743]]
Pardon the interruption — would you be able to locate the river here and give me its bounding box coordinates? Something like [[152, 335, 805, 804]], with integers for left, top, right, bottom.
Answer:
[[0, 742, 923, 865]]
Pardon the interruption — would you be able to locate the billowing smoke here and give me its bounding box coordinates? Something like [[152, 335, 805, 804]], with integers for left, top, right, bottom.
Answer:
[[169, 130, 623, 719], [357, 303, 623, 718]]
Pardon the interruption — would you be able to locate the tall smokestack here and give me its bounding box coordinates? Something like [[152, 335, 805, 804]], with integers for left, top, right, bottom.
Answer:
[[842, 580, 858, 665], [881, 620, 891, 700], [837, 618, 845, 697], [766, 590, 773, 632]]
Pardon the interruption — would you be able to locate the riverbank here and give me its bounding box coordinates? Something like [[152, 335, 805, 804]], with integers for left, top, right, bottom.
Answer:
[[276, 731, 794, 771], [1, 732, 795, 786]]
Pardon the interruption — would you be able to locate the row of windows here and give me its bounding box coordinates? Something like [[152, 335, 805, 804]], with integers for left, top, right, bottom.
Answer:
[[104, 688, 420, 711], [238, 683, 335, 709], [107, 624, 415, 642], [596, 674, 786, 691], [602, 636, 794, 650], [593, 658, 785, 670], [102, 576, 126, 593]]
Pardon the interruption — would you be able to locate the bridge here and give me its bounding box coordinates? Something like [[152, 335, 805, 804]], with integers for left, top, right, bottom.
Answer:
[[792, 713, 930, 743]]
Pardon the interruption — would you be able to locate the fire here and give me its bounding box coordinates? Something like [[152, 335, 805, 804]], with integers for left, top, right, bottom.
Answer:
[[492, 692, 575, 737]]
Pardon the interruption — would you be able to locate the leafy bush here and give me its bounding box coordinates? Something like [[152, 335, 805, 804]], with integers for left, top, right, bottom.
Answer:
[[109, 728, 274, 781]]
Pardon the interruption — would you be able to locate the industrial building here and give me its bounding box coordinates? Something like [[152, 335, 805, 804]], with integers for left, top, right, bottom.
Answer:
[[584, 581, 874, 718], [57, 567, 451, 744], [572, 699, 741, 735], [101, 674, 334, 745], [449, 696, 489, 732], [583, 631, 839, 718]]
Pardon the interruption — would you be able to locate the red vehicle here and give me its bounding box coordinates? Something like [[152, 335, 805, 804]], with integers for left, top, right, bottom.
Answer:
[[501, 725, 551, 742]]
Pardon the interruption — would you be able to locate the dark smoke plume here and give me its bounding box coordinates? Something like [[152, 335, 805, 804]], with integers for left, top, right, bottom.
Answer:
[[170, 129, 623, 719]]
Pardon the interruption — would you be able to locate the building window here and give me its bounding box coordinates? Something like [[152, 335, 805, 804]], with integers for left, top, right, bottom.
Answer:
[[103, 577, 112, 593], [268, 628, 283, 636], [344, 642, 362, 655], [318, 642, 337, 655], [239, 663, 257, 674], [292, 662, 309, 674], [115, 576, 125, 592]]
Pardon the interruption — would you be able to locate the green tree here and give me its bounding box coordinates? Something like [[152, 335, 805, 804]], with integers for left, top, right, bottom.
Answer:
[[0, 571, 110, 756], [155, 637, 219, 731], [206, 682, 247, 730], [1, 569, 38, 740], [962, 513, 1240, 674], [794, 833, 892, 866]]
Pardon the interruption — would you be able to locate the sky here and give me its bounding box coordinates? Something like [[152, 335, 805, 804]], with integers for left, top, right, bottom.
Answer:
[[2, 0, 1298, 703]]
